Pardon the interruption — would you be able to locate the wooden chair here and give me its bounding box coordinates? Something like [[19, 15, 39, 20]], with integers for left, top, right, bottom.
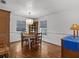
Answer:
[[0, 36, 10, 58], [31, 33, 42, 48], [31, 33, 42, 44], [36, 33, 42, 44], [21, 32, 28, 46]]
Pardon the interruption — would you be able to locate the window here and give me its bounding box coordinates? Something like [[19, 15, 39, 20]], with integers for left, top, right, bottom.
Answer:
[[16, 20, 26, 31], [40, 20, 47, 35]]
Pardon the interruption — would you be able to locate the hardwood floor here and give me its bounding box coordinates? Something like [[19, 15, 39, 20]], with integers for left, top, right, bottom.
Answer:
[[10, 41, 61, 58]]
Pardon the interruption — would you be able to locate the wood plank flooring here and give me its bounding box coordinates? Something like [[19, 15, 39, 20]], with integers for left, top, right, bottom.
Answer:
[[10, 41, 61, 58]]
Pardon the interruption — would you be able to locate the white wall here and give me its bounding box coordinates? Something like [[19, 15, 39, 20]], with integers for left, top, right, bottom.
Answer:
[[0, 4, 26, 42], [10, 14, 26, 42], [44, 9, 79, 46], [38, 17, 47, 41]]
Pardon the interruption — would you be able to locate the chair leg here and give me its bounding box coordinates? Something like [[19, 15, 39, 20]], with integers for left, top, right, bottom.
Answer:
[[31, 40, 34, 48], [4, 53, 9, 58], [0, 55, 3, 58], [5, 53, 9, 58], [21, 40, 23, 47], [39, 39, 42, 49], [31, 39, 36, 48]]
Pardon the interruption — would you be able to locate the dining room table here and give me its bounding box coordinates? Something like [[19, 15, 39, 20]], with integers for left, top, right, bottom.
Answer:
[[21, 33, 36, 49]]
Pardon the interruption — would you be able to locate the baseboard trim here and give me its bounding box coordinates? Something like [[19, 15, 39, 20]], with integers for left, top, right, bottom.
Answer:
[[10, 40, 21, 44], [10, 40, 61, 47], [43, 41, 61, 47]]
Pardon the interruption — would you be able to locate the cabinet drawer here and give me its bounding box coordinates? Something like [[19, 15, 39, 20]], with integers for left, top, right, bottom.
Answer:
[[63, 48, 79, 58], [63, 40, 79, 51]]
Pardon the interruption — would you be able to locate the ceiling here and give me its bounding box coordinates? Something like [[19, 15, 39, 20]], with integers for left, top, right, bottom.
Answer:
[[1, 0, 79, 18]]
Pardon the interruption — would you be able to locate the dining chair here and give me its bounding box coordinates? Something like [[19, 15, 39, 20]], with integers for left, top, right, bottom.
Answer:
[[0, 36, 10, 58], [32, 33, 42, 45], [21, 32, 29, 46], [36, 33, 42, 44]]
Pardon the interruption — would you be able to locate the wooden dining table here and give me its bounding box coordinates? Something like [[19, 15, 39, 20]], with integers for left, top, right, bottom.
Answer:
[[21, 33, 36, 49]]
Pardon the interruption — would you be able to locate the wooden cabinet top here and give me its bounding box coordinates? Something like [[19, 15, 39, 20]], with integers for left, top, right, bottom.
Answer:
[[0, 9, 10, 13]]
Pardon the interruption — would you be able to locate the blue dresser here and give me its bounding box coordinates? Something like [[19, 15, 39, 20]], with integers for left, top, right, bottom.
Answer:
[[61, 36, 79, 58]]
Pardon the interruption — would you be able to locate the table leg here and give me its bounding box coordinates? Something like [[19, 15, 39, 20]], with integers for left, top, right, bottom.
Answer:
[[28, 38, 31, 49], [21, 39, 23, 47]]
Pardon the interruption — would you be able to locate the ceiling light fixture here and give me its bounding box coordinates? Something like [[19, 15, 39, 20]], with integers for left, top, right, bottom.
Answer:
[[26, 11, 33, 25]]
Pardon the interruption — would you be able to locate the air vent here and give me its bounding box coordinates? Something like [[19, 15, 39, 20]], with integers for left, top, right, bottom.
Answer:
[[1, 0, 6, 4]]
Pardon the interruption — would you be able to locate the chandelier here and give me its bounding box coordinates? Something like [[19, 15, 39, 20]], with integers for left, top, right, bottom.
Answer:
[[26, 12, 33, 25]]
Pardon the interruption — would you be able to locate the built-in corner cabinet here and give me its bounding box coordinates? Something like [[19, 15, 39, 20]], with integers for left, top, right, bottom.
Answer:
[[0, 9, 10, 46], [29, 20, 38, 34]]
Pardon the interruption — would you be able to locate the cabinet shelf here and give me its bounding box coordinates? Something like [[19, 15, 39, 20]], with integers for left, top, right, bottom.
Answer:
[[29, 21, 38, 33]]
